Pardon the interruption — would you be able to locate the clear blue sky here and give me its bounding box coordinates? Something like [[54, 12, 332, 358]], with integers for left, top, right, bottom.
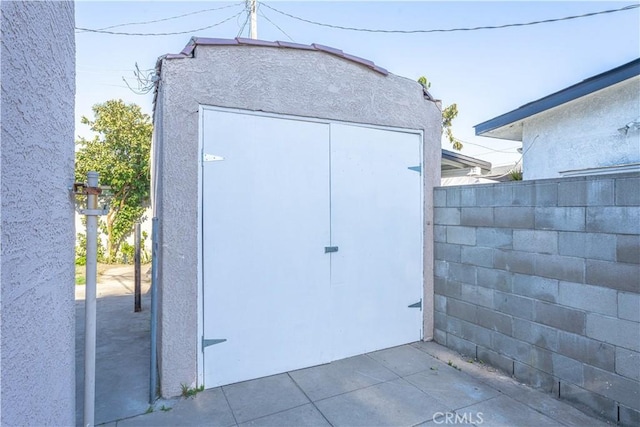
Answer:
[[75, 1, 640, 167]]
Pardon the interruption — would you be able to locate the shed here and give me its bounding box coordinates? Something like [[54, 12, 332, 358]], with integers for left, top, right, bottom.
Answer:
[[152, 37, 442, 397]]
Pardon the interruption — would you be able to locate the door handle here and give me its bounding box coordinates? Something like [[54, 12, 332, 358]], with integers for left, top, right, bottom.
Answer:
[[324, 246, 339, 253]]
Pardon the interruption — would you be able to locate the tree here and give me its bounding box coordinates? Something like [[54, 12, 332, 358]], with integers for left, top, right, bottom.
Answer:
[[75, 99, 152, 262], [418, 76, 462, 150]]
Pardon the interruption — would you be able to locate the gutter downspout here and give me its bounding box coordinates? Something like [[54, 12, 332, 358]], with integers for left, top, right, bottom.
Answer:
[[149, 217, 159, 403]]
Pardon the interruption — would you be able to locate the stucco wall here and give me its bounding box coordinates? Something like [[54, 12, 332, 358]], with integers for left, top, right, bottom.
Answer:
[[154, 43, 441, 397], [0, 1, 76, 425], [523, 77, 640, 180]]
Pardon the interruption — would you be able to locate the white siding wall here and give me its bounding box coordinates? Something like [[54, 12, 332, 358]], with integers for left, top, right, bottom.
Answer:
[[522, 77, 640, 180], [1, 1, 76, 424]]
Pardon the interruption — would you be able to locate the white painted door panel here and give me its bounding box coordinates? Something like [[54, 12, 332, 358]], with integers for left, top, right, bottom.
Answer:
[[330, 124, 423, 360], [202, 110, 331, 387], [201, 111, 423, 388]]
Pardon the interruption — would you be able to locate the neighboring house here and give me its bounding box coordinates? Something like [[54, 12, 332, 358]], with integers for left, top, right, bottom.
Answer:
[[440, 149, 495, 185], [152, 37, 441, 397], [475, 58, 640, 180], [1, 1, 76, 425]]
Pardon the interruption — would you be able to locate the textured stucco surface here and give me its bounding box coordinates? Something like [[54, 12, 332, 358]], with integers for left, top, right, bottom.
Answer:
[[523, 77, 640, 180], [1, 1, 76, 425], [154, 44, 441, 397]]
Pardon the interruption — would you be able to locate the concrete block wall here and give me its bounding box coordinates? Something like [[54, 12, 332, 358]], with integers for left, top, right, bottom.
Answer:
[[433, 174, 640, 426]]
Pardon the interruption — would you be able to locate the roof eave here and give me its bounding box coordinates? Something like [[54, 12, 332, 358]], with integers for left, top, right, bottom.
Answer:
[[441, 148, 492, 172], [475, 58, 640, 138]]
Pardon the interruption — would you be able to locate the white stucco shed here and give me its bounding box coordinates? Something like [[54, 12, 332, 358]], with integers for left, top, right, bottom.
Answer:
[[152, 37, 441, 397]]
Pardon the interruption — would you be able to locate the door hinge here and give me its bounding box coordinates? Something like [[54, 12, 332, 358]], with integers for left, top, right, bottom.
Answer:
[[324, 246, 339, 253], [202, 338, 226, 350], [203, 153, 224, 162], [408, 165, 421, 174], [408, 299, 422, 310]]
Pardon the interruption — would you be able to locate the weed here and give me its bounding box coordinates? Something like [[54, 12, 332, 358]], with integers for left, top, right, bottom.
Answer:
[[509, 169, 523, 181], [180, 383, 190, 397], [160, 405, 172, 412], [181, 383, 205, 398], [447, 360, 461, 371], [145, 406, 153, 414]]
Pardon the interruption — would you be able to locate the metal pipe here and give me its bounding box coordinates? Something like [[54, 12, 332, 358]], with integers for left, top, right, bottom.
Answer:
[[149, 217, 159, 403], [134, 223, 141, 312], [84, 171, 99, 427]]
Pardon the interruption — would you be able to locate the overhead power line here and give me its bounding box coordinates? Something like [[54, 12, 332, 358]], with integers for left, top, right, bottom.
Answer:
[[237, 13, 251, 37], [261, 3, 640, 34], [237, 2, 252, 37], [259, 9, 295, 42], [77, 2, 244, 32], [122, 63, 156, 95], [75, 11, 244, 36], [455, 139, 521, 154]]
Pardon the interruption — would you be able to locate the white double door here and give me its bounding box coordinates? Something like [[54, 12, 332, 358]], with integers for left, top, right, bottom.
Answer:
[[201, 108, 423, 388]]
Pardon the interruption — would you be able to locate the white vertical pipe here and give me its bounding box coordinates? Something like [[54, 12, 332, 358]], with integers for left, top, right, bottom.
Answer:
[[84, 171, 99, 427]]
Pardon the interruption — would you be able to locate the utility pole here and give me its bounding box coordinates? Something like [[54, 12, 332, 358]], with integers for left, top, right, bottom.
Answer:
[[249, 0, 258, 39]]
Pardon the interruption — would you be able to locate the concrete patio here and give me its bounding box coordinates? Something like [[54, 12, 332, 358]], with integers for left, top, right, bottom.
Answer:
[[77, 266, 612, 427]]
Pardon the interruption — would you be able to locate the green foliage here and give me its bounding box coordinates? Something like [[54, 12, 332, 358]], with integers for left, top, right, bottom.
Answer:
[[447, 360, 461, 371], [442, 103, 461, 150], [180, 383, 205, 398], [112, 231, 151, 264], [75, 265, 87, 285], [75, 232, 107, 265], [509, 170, 523, 181], [75, 233, 87, 265], [120, 241, 135, 264], [418, 76, 462, 151], [141, 235, 152, 264], [417, 76, 430, 90], [75, 232, 106, 265], [75, 100, 152, 263]]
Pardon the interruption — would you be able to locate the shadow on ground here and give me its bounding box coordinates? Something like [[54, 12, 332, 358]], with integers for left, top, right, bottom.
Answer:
[[75, 266, 152, 426], [75, 266, 612, 427]]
